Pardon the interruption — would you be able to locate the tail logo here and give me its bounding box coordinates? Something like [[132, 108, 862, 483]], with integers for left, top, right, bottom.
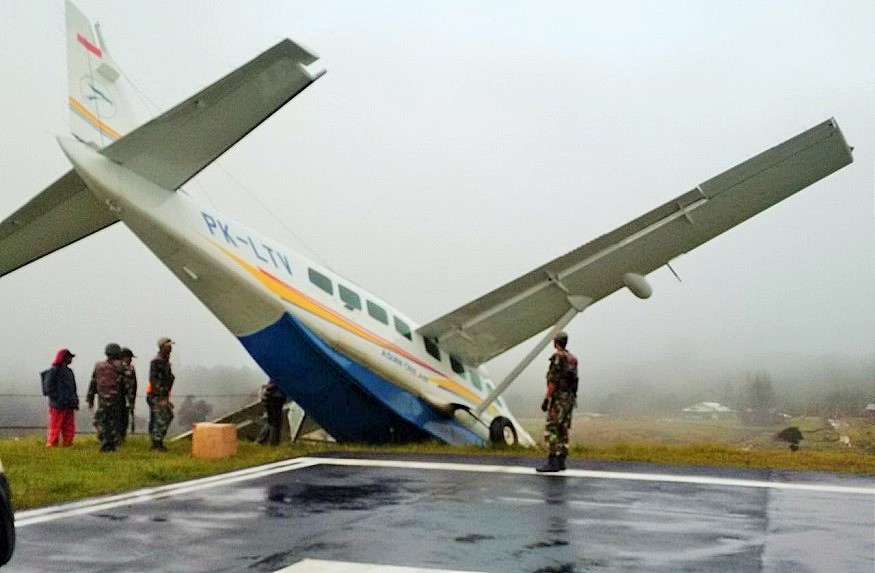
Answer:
[[78, 76, 116, 118]]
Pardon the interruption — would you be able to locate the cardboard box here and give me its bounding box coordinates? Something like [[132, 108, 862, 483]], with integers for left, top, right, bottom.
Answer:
[[191, 423, 237, 459]]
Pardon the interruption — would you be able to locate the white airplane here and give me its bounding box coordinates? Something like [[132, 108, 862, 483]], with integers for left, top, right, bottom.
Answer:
[[0, 2, 854, 447]]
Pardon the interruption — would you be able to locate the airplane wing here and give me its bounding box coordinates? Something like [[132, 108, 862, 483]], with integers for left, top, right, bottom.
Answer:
[[417, 118, 854, 366], [102, 39, 323, 190]]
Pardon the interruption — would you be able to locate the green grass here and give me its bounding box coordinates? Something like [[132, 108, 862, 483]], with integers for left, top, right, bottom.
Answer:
[[0, 435, 331, 510], [567, 443, 875, 474], [1, 426, 872, 511], [520, 415, 875, 453]]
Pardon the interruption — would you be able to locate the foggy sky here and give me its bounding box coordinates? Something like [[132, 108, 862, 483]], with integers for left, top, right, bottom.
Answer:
[[1, 1, 872, 396]]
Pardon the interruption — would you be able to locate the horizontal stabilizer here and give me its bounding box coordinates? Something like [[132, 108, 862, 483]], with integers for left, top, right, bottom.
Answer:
[[0, 170, 118, 278], [102, 39, 323, 190]]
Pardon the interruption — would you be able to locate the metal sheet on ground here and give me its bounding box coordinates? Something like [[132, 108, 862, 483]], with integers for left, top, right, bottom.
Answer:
[[9, 455, 875, 572]]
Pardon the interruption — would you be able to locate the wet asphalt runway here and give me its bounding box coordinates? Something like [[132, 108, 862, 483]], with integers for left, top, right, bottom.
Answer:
[[8, 453, 875, 572]]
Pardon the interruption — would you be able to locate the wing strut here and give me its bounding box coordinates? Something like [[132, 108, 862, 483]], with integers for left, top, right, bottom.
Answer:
[[473, 295, 591, 416]]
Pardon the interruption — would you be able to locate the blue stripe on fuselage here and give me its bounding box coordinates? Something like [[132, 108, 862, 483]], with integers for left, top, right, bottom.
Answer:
[[238, 313, 485, 446]]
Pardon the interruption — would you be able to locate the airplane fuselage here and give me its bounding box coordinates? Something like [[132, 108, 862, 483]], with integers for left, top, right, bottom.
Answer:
[[58, 137, 535, 446]]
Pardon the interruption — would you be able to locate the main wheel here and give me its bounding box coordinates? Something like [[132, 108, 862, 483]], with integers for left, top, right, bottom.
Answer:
[[489, 417, 518, 446]]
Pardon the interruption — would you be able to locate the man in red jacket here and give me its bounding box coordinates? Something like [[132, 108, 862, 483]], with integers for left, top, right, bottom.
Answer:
[[44, 348, 79, 447]]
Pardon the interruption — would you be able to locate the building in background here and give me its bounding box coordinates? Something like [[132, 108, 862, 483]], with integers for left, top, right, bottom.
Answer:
[[682, 402, 736, 421]]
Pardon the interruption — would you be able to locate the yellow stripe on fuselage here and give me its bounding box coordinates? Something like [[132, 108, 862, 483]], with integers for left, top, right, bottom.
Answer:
[[214, 243, 493, 410]]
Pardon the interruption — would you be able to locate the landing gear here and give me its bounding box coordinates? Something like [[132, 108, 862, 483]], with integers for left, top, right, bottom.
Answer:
[[489, 417, 518, 446]]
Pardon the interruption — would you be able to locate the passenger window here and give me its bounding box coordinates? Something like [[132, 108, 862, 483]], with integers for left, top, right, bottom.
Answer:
[[308, 268, 333, 295], [469, 369, 483, 391], [424, 337, 441, 361], [367, 300, 389, 324], [339, 284, 362, 310], [393, 316, 412, 340], [450, 355, 465, 375]]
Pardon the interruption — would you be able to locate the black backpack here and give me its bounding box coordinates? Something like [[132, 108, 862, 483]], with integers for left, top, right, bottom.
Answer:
[[40, 368, 54, 396]]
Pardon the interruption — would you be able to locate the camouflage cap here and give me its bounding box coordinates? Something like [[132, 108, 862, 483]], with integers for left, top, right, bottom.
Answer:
[[157, 337, 174, 348], [120, 347, 136, 358]]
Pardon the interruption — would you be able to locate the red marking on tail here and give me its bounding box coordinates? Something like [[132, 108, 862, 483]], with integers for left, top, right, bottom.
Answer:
[[77, 33, 102, 58]]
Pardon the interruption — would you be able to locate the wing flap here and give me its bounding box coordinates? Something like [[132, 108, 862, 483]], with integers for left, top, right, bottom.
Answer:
[[103, 39, 323, 190], [418, 118, 853, 365]]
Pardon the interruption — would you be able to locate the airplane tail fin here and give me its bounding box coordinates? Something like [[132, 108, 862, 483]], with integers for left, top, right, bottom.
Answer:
[[1, 4, 323, 279], [65, 0, 137, 147]]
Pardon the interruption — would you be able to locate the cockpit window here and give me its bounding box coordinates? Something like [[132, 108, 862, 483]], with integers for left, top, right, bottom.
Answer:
[[424, 337, 441, 361], [450, 355, 465, 375], [469, 369, 483, 391]]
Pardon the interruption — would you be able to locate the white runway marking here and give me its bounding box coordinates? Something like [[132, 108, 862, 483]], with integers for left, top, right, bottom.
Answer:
[[277, 558, 485, 572], [313, 457, 875, 495], [14, 457, 322, 527], [15, 456, 874, 527]]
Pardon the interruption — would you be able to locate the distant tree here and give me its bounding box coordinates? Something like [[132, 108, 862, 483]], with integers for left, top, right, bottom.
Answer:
[[744, 372, 776, 425], [175, 395, 214, 429], [717, 381, 736, 410], [827, 386, 868, 417]]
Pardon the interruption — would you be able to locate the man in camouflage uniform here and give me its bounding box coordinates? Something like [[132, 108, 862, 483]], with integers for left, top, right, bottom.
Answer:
[[148, 337, 175, 451], [256, 380, 287, 446], [87, 343, 124, 452], [117, 348, 137, 443], [536, 331, 578, 473]]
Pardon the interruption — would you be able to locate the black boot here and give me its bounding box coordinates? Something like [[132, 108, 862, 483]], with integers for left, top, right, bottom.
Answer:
[[536, 454, 561, 473], [151, 441, 167, 451], [557, 453, 567, 471]]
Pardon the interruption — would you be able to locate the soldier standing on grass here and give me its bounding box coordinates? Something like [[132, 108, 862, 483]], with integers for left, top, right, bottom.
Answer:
[[117, 348, 137, 442], [88, 343, 124, 452], [536, 331, 578, 473], [148, 337, 175, 451]]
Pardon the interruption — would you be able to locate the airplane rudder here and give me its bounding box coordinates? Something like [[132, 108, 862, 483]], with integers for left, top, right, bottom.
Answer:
[[65, 0, 137, 148]]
